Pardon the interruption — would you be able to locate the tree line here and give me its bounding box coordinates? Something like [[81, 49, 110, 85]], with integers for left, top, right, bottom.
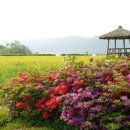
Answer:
[[0, 40, 32, 55]]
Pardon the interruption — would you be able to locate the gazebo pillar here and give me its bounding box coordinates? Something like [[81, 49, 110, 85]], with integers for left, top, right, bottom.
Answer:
[[107, 39, 109, 55], [115, 39, 116, 53], [123, 39, 125, 53]]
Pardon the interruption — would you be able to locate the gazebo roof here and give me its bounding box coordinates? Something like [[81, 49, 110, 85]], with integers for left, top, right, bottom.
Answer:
[[99, 26, 130, 39]]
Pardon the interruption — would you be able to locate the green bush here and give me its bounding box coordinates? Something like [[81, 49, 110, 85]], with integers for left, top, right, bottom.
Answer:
[[1, 57, 130, 129]]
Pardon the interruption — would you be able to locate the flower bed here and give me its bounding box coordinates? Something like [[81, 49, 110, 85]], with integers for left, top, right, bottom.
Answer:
[[2, 57, 130, 129]]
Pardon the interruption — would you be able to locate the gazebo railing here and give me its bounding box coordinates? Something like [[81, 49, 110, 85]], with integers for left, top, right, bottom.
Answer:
[[108, 48, 130, 54]]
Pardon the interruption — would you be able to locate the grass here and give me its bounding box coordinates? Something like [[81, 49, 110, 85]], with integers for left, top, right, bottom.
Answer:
[[0, 55, 104, 130]]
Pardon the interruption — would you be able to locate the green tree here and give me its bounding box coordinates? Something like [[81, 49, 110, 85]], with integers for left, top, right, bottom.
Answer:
[[0, 45, 6, 50], [0, 45, 6, 55], [5, 40, 32, 55]]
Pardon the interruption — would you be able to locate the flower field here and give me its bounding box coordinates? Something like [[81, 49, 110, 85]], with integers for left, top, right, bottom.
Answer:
[[0, 56, 103, 130], [1, 56, 130, 130], [0, 56, 63, 84], [0, 56, 103, 84]]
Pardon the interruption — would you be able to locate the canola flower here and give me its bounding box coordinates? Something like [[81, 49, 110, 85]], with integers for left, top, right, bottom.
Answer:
[[0, 56, 103, 84]]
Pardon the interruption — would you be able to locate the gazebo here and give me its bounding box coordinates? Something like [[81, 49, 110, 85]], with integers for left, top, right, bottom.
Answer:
[[99, 26, 130, 56]]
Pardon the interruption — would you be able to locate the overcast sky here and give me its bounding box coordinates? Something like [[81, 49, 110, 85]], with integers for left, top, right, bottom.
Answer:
[[0, 0, 130, 41]]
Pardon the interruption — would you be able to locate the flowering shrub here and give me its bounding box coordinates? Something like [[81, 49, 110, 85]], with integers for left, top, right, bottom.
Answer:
[[2, 57, 130, 129], [16, 102, 26, 109]]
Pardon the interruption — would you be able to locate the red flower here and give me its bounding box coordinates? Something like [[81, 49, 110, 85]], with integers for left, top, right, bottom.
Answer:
[[50, 93, 55, 98], [45, 97, 59, 110], [35, 102, 42, 108], [16, 102, 25, 109], [47, 75, 55, 80], [18, 72, 28, 80], [34, 82, 40, 86], [50, 97, 59, 108], [42, 112, 49, 119], [12, 78, 19, 83], [35, 97, 46, 108], [104, 76, 111, 81], [74, 80, 84, 88], [54, 83, 68, 94]]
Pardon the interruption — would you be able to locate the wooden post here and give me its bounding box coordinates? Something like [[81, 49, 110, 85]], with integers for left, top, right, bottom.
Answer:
[[115, 39, 116, 53], [107, 39, 110, 55], [123, 39, 125, 53]]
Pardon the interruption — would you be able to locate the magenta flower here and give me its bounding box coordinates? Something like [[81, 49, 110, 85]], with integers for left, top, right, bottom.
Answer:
[[120, 96, 128, 101]]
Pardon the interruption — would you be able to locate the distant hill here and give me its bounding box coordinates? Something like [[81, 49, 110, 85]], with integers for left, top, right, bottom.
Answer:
[[20, 36, 107, 54], [1, 36, 130, 54]]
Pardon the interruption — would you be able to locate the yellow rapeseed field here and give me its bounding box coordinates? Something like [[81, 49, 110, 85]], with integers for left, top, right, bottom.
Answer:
[[0, 56, 104, 84]]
